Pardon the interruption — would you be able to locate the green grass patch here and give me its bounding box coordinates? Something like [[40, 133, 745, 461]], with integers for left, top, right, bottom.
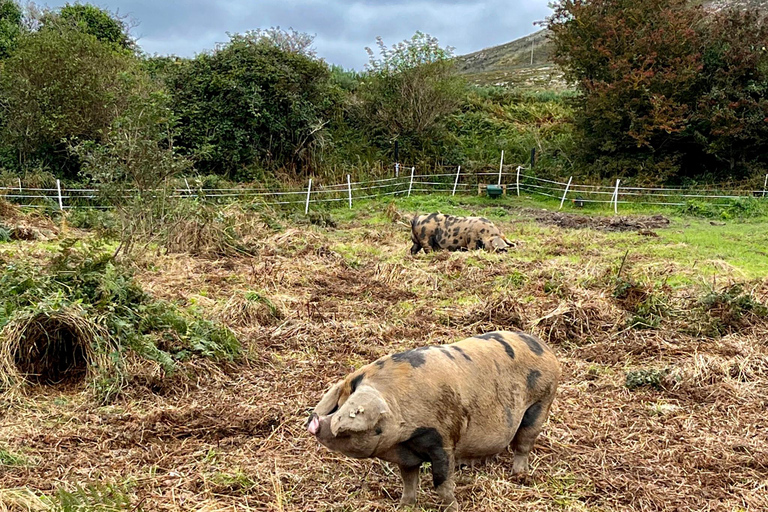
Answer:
[[0, 447, 31, 467]]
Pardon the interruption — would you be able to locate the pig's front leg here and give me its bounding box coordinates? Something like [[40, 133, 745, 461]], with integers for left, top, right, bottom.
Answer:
[[398, 464, 419, 506], [432, 450, 457, 512]]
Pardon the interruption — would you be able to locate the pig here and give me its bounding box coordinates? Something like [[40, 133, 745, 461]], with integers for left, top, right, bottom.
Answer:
[[307, 331, 560, 512], [410, 213, 512, 255]]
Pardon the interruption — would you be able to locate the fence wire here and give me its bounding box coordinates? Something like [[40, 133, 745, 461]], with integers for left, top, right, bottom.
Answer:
[[2, 165, 767, 213]]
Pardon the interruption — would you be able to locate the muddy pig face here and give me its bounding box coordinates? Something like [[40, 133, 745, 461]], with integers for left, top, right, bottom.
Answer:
[[488, 236, 510, 252], [308, 382, 391, 459]]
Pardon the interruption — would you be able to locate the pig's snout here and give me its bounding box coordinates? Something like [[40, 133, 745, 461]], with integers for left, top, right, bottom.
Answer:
[[307, 413, 321, 435]]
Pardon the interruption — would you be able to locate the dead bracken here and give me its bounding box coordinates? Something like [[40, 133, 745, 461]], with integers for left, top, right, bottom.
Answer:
[[1, 205, 767, 511]]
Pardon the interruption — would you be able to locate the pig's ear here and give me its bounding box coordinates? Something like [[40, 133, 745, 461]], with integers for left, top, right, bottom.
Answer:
[[314, 379, 344, 416], [330, 386, 390, 436]]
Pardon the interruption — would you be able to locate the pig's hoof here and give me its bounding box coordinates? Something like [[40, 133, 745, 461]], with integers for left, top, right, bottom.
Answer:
[[399, 496, 417, 507], [441, 500, 459, 512]]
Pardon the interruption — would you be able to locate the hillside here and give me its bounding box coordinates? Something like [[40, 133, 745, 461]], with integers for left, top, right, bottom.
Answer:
[[457, 0, 767, 88], [455, 29, 561, 89]]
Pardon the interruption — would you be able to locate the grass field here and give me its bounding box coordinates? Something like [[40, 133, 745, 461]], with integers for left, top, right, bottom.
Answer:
[[1, 192, 767, 511]]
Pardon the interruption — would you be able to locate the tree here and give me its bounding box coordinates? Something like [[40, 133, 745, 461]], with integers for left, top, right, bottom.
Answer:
[[42, 3, 134, 51], [357, 32, 464, 162], [692, 8, 768, 174], [548, 0, 768, 182], [0, 23, 141, 177], [166, 29, 339, 177], [0, 0, 22, 60]]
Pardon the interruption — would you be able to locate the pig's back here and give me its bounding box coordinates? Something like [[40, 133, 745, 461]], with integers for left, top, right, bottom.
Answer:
[[365, 332, 559, 458]]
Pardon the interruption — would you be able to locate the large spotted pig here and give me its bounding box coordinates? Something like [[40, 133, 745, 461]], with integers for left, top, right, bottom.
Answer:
[[410, 213, 512, 254], [307, 331, 560, 512]]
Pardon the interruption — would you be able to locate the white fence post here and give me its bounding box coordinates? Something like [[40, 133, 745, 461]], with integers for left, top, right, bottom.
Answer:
[[763, 174, 767, 198], [347, 174, 352, 208], [516, 166, 522, 196], [184, 177, 193, 196], [395, 163, 399, 178], [613, 179, 621, 214], [17, 178, 21, 193], [559, 176, 572, 210], [56, 179, 64, 211], [305, 178, 312, 214], [407, 167, 415, 197], [498, 150, 504, 186], [452, 166, 461, 196]]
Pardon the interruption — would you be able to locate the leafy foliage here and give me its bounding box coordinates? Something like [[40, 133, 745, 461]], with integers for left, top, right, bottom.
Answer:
[[356, 32, 465, 161], [165, 29, 340, 177], [548, 0, 768, 182], [0, 0, 22, 60], [0, 22, 139, 177], [626, 368, 670, 390], [43, 3, 134, 51], [0, 240, 240, 375]]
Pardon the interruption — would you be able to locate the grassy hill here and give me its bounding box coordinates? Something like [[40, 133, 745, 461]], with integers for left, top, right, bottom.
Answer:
[[455, 29, 562, 89]]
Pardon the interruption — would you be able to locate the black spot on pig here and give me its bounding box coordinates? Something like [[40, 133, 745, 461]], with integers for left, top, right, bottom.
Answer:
[[475, 332, 515, 360], [505, 407, 515, 428], [519, 402, 543, 429], [400, 427, 449, 488], [527, 370, 541, 390], [391, 348, 428, 368], [518, 332, 545, 355], [451, 346, 472, 362], [439, 347, 455, 360], [350, 373, 365, 393]]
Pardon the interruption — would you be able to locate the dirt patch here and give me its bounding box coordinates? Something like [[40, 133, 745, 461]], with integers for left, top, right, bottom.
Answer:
[[529, 210, 671, 232]]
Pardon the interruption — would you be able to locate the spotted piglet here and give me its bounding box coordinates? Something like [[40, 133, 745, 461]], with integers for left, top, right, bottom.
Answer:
[[307, 331, 560, 512], [410, 213, 513, 254]]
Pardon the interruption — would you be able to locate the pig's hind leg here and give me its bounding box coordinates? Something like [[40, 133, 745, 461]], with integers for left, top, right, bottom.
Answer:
[[511, 397, 554, 474]]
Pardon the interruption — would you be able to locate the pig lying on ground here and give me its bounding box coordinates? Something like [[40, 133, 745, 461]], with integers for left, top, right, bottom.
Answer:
[[307, 331, 560, 512], [410, 213, 512, 254]]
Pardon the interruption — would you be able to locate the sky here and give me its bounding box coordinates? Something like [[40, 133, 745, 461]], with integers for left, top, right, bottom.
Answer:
[[39, 0, 552, 69]]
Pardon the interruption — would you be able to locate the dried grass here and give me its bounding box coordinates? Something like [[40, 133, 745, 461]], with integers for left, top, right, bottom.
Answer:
[[0, 307, 117, 390], [2, 214, 768, 511]]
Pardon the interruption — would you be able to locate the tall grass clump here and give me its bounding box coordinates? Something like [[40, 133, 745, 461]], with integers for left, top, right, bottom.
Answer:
[[0, 239, 239, 401]]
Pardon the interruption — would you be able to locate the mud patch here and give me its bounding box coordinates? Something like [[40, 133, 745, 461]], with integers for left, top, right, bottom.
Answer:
[[529, 210, 670, 232]]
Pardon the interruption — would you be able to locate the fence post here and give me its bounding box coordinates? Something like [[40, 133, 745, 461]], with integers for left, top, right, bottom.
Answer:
[[613, 179, 621, 214], [17, 178, 21, 193], [407, 167, 415, 197], [347, 174, 352, 208], [56, 179, 64, 211], [516, 166, 522, 196], [559, 176, 572, 210], [305, 178, 312, 215], [498, 150, 504, 186], [763, 174, 767, 198], [395, 162, 399, 178], [184, 177, 193, 196], [452, 166, 461, 196]]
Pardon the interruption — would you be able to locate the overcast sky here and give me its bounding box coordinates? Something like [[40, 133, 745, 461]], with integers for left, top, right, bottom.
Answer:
[[39, 0, 552, 69]]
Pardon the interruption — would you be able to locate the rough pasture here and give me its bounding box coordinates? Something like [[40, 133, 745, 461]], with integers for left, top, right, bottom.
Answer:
[[1, 198, 768, 511]]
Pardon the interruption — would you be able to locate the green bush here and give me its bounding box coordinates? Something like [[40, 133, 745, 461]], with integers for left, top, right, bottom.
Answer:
[[679, 198, 768, 219], [0, 240, 240, 380]]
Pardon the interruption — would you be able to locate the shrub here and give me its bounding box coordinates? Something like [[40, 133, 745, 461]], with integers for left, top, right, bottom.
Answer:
[[626, 368, 670, 390], [0, 240, 240, 398]]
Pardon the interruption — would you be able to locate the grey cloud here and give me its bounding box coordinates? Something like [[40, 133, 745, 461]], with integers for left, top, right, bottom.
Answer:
[[39, 0, 551, 67]]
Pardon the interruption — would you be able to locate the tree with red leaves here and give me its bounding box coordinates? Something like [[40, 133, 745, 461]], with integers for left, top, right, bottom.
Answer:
[[548, 0, 768, 182]]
